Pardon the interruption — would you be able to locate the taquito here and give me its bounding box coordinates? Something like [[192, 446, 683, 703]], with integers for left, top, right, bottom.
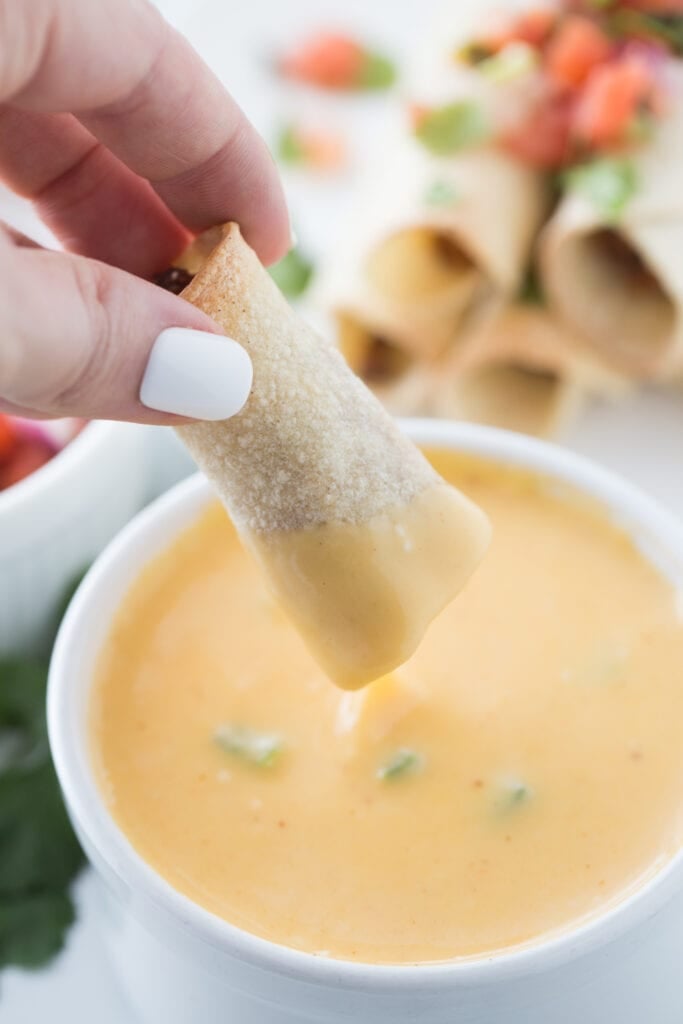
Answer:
[[434, 302, 623, 436], [540, 87, 683, 379], [172, 224, 490, 690]]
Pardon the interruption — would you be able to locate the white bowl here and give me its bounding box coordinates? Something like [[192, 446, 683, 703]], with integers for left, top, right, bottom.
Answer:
[[0, 420, 148, 654], [48, 421, 683, 1024]]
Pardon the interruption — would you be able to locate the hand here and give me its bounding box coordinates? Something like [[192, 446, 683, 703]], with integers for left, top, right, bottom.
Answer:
[[0, 0, 290, 424]]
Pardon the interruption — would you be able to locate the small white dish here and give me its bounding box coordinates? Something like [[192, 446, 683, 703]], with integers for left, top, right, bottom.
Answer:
[[0, 420, 148, 654], [48, 420, 683, 1024]]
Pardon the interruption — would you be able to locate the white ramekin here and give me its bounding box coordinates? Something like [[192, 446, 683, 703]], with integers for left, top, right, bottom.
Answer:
[[0, 420, 150, 655], [48, 421, 683, 1024]]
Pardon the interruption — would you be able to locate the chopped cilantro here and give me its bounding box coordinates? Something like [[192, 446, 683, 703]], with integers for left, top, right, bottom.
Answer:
[[414, 101, 490, 156], [276, 125, 306, 165], [478, 42, 538, 83], [562, 158, 638, 221], [423, 179, 459, 207], [268, 246, 315, 299], [357, 50, 397, 90]]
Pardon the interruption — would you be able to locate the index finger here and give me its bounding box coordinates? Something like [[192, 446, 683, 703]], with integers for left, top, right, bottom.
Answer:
[[1, 0, 290, 264]]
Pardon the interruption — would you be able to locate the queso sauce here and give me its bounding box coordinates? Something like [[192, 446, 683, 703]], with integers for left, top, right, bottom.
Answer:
[[91, 452, 683, 963]]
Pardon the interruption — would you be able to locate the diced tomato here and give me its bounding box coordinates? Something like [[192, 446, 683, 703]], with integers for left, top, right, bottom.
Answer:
[[481, 9, 557, 53], [0, 416, 16, 461], [408, 103, 431, 131], [574, 55, 661, 149], [302, 131, 346, 170], [501, 93, 576, 168], [0, 439, 53, 490], [545, 16, 614, 89], [513, 9, 559, 47], [279, 32, 365, 89]]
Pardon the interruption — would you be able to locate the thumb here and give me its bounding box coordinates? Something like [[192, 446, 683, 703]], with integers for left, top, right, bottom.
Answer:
[[0, 243, 253, 424]]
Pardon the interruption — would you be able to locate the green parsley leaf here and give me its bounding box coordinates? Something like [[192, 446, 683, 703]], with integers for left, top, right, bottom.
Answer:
[[423, 179, 459, 207], [0, 891, 75, 970], [376, 748, 425, 781], [268, 247, 314, 299], [562, 158, 638, 222], [215, 724, 284, 768], [357, 51, 397, 91], [414, 101, 490, 156]]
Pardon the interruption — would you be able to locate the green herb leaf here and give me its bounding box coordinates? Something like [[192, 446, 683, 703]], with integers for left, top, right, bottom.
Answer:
[[562, 158, 638, 221], [268, 247, 314, 299], [357, 51, 397, 91], [0, 892, 75, 970], [276, 125, 306, 165], [376, 748, 424, 781], [478, 42, 539, 83], [0, 657, 85, 970], [215, 724, 284, 768], [494, 776, 533, 815], [423, 179, 458, 207], [414, 101, 490, 156]]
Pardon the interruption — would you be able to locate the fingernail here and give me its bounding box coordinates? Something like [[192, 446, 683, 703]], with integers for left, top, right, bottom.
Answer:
[[140, 328, 253, 420]]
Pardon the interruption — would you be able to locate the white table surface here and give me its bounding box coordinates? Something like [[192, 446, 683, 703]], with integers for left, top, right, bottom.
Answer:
[[3, 0, 683, 1019]]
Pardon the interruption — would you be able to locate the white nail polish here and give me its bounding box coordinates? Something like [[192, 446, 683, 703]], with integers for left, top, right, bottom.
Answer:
[[140, 328, 253, 420]]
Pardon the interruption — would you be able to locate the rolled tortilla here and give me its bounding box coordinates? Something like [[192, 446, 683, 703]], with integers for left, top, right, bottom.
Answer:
[[433, 301, 624, 437], [337, 311, 443, 416], [539, 87, 683, 379], [321, 131, 549, 361], [174, 224, 490, 690]]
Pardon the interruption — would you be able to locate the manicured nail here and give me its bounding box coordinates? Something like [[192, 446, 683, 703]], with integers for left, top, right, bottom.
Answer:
[[140, 328, 253, 420]]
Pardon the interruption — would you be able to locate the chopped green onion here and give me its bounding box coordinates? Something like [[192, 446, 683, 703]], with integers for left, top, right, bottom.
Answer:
[[414, 101, 490, 156], [478, 42, 539, 83], [214, 724, 284, 768], [268, 246, 314, 299], [358, 50, 397, 90], [377, 748, 424, 781], [562, 158, 638, 222], [423, 179, 458, 207]]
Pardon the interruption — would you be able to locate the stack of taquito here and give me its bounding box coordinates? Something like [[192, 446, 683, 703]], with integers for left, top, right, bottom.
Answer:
[[318, 0, 683, 436]]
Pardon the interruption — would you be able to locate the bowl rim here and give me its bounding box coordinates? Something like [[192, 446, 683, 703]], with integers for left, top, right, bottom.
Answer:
[[0, 419, 115, 520], [48, 419, 683, 991]]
